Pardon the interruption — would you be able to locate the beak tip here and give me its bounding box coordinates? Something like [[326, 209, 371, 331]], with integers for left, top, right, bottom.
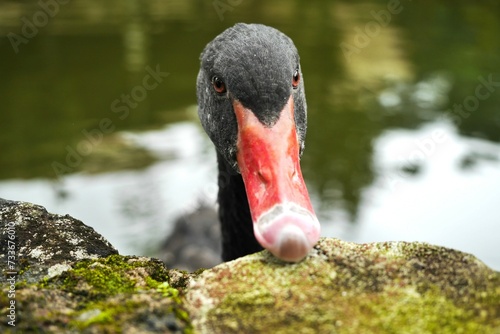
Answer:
[[254, 209, 321, 263], [274, 225, 314, 262]]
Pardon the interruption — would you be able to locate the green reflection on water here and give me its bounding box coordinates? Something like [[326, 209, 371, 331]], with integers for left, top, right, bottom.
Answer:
[[1, 0, 499, 220]]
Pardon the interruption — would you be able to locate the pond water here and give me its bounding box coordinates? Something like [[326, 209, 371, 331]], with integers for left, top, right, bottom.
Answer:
[[1, 1, 499, 269]]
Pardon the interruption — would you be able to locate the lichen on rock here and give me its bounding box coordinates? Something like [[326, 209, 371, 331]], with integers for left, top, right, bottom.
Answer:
[[1, 199, 499, 333], [186, 238, 500, 334], [0, 199, 193, 333], [2, 253, 193, 333], [0, 198, 118, 283]]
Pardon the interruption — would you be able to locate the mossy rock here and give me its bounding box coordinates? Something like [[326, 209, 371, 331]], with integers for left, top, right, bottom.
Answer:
[[186, 238, 500, 334], [0, 198, 118, 284], [1, 255, 193, 333], [2, 199, 499, 333]]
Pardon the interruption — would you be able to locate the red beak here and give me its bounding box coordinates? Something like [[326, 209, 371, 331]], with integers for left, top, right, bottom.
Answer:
[[233, 96, 320, 262]]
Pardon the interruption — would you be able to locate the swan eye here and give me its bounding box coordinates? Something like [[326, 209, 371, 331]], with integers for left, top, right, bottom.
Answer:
[[292, 69, 300, 89], [212, 76, 227, 94]]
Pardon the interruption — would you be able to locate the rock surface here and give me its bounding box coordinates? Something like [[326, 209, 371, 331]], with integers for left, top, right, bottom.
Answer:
[[1, 199, 499, 333], [0, 198, 117, 283], [187, 239, 500, 333], [7, 255, 192, 333], [0, 199, 192, 333]]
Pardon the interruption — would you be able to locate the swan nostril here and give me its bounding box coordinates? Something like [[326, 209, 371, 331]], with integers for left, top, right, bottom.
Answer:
[[288, 164, 300, 184], [257, 168, 272, 185]]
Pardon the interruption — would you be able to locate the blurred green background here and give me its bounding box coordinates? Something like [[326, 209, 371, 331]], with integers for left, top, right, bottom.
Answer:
[[1, 0, 499, 268]]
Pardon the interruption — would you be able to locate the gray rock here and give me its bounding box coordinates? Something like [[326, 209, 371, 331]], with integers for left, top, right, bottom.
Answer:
[[186, 238, 500, 333], [0, 198, 118, 283], [1, 199, 498, 333]]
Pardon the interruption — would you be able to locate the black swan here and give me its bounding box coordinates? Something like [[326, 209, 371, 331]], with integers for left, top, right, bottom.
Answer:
[[159, 204, 222, 271], [195, 23, 320, 263]]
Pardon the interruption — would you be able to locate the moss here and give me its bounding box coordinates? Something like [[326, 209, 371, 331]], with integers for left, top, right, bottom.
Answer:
[[207, 272, 497, 333], [51, 255, 168, 298], [169, 269, 194, 290], [75, 307, 115, 328], [189, 238, 500, 333], [17, 257, 31, 275], [155, 281, 194, 332], [5, 255, 193, 333], [339, 286, 493, 334], [5, 238, 498, 333], [157, 282, 180, 299], [70, 299, 135, 331], [59, 255, 193, 332], [65, 262, 135, 297], [146, 275, 162, 289], [193, 268, 208, 276], [14, 279, 28, 290]]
